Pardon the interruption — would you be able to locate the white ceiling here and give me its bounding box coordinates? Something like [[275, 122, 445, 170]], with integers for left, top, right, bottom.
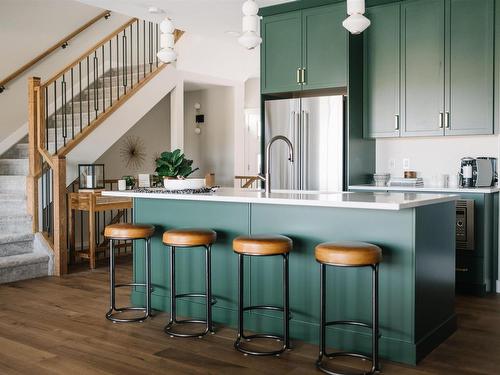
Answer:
[[77, 0, 294, 40]]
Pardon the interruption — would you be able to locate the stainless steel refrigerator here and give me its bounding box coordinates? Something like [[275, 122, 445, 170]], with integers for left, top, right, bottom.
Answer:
[[264, 95, 345, 191]]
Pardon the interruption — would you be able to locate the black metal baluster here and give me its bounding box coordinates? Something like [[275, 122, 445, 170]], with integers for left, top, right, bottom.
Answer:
[[79, 62, 82, 132], [102, 45, 105, 112], [87, 56, 90, 126], [122, 32, 127, 94], [71, 68, 74, 139], [116, 35, 120, 100], [130, 24, 133, 89], [109, 40, 113, 106], [137, 20, 139, 84], [93, 51, 99, 116], [54, 82, 58, 153], [61, 76, 67, 146], [143, 20, 146, 78], [45, 87, 49, 150], [149, 22, 153, 72]]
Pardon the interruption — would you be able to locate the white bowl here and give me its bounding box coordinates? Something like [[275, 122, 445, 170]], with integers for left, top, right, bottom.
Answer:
[[163, 178, 206, 190]]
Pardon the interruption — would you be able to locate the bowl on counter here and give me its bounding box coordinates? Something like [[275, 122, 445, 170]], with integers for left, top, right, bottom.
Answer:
[[373, 173, 390, 187], [163, 178, 206, 190]]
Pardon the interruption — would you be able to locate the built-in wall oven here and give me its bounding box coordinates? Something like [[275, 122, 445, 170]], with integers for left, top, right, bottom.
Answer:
[[456, 199, 475, 251]]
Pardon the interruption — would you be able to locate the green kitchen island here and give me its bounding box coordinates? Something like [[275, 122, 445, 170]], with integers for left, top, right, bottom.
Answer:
[[103, 188, 458, 365]]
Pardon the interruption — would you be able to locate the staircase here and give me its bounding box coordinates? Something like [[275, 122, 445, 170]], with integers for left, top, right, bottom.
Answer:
[[0, 138, 50, 283]]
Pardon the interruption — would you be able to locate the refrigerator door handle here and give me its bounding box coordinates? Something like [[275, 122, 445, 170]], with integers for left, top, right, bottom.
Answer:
[[295, 112, 301, 190], [289, 111, 295, 189], [302, 110, 308, 190]]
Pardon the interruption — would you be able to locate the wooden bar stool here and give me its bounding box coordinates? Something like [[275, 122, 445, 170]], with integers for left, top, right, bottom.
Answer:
[[315, 242, 382, 375], [233, 235, 292, 356], [104, 223, 155, 323], [163, 228, 217, 338]]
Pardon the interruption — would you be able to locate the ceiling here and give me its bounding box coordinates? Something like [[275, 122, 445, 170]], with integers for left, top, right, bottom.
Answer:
[[77, 0, 294, 40]]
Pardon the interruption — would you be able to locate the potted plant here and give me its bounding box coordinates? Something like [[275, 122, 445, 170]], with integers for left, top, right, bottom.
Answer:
[[122, 175, 136, 190], [155, 149, 203, 189]]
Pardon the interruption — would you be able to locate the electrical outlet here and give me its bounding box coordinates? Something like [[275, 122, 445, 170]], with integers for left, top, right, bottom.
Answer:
[[403, 158, 410, 171], [389, 159, 396, 170]]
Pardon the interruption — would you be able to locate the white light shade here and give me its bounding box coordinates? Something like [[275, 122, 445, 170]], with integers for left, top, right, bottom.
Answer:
[[160, 18, 175, 34], [342, 13, 371, 34], [242, 0, 259, 16], [238, 31, 262, 49], [242, 15, 259, 33], [160, 33, 175, 49], [346, 0, 365, 15], [157, 48, 177, 63]]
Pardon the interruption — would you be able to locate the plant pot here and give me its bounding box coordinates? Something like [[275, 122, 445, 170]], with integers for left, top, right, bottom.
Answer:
[[163, 178, 206, 190]]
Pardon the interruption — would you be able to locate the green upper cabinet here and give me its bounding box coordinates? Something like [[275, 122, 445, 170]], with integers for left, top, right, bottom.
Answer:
[[364, 0, 495, 139], [261, 11, 302, 94], [363, 2, 401, 138], [302, 4, 347, 90], [261, 4, 347, 94], [445, 0, 494, 136], [401, 0, 445, 137]]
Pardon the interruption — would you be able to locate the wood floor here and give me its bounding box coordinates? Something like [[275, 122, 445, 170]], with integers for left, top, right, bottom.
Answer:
[[0, 261, 499, 375]]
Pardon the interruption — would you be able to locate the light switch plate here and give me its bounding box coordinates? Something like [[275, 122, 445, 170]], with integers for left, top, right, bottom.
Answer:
[[403, 158, 410, 170]]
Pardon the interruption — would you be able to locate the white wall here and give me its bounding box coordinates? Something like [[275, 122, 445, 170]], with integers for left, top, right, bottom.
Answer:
[[184, 86, 235, 187], [0, 0, 129, 147], [245, 77, 260, 109], [376, 136, 500, 186], [96, 94, 170, 179]]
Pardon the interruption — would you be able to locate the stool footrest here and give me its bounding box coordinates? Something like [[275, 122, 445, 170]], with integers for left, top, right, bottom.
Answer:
[[175, 293, 217, 305], [164, 318, 212, 338], [317, 352, 376, 375], [235, 334, 288, 356], [106, 307, 149, 323], [325, 320, 372, 329], [115, 283, 147, 288], [243, 305, 283, 313]]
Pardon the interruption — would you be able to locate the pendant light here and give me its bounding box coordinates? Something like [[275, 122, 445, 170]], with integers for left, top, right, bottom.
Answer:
[[157, 18, 177, 63], [343, 0, 371, 35], [238, 0, 262, 49]]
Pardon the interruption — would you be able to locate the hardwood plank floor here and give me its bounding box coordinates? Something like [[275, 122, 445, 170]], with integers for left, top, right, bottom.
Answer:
[[0, 261, 498, 375]]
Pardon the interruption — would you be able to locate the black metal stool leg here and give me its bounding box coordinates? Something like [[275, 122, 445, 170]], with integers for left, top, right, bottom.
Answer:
[[169, 246, 176, 330], [317, 263, 326, 366], [236, 253, 244, 346], [283, 253, 290, 350], [110, 239, 116, 312], [372, 264, 380, 373], [206, 244, 214, 333], [145, 237, 152, 317]]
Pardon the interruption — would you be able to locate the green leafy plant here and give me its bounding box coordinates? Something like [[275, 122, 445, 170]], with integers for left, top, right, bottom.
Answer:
[[155, 149, 199, 179]]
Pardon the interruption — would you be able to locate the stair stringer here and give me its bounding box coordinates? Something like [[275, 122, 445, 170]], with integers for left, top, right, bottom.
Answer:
[[65, 65, 181, 185]]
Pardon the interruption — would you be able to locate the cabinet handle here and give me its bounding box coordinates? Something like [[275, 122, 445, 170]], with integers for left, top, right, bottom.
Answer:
[[445, 112, 450, 129], [439, 112, 444, 128], [394, 114, 400, 131], [296, 68, 301, 84], [456, 267, 469, 273], [301, 68, 306, 84]]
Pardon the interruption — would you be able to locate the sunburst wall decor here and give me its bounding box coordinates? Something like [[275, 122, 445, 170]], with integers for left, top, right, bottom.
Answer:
[[120, 136, 146, 170]]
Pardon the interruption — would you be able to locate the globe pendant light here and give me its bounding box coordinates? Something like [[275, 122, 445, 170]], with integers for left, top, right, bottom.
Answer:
[[238, 0, 262, 49], [343, 0, 371, 35], [157, 18, 177, 63]]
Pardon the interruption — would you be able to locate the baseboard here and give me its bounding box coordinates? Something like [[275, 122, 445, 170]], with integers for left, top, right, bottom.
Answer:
[[0, 123, 28, 156]]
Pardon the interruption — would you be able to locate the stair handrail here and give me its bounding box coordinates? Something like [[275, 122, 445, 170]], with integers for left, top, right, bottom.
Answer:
[[0, 10, 111, 94]]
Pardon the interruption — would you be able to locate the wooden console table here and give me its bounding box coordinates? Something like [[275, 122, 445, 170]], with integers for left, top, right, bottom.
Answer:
[[69, 190, 132, 269]]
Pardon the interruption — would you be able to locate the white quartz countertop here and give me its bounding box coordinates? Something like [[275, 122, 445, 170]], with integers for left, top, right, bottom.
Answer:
[[102, 188, 458, 211], [349, 184, 500, 194]]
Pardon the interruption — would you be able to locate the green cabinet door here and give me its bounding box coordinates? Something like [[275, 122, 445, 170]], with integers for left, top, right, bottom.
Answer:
[[363, 2, 401, 138], [302, 3, 347, 90], [445, 0, 494, 135], [401, 0, 445, 137], [261, 11, 302, 94]]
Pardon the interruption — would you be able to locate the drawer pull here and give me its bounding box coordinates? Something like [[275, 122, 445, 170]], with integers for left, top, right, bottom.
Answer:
[[456, 267, 469, 273]]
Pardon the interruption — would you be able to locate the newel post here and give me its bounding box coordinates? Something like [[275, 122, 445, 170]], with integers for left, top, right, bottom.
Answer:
[[52, 155, 68, 276], [27, 77, 41, 233]]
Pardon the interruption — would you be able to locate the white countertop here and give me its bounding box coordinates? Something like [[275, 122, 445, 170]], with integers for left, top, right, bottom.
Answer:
[[349, 184, 500, 194], [102, 188, 458, 211]]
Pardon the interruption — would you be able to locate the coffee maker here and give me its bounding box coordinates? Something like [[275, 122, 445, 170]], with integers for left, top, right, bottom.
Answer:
[[460, 157, 497, 188]]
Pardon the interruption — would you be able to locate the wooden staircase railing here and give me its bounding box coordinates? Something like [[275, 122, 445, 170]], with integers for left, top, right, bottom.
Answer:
[[27, 17, 183, 275], [0, 10, 111, 94]]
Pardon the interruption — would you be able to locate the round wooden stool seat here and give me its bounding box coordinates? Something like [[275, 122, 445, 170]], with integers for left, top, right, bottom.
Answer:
[[104, 223, 155, 240], [315, 242, 382, 266], [233, 235, 292, 256], [162, 228, 217, 247]]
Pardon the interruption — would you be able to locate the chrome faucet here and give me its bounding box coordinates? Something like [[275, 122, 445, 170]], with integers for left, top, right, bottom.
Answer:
[[264, 135, 294, 194]]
